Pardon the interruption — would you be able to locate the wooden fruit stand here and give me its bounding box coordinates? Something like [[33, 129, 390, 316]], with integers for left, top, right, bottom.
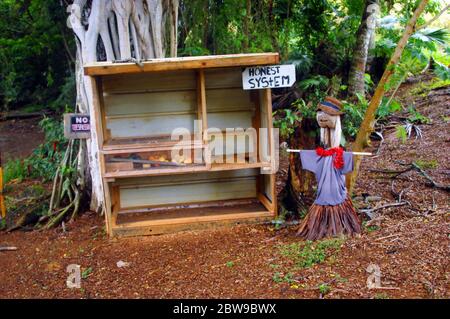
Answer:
[[84, 53, 279, 237]]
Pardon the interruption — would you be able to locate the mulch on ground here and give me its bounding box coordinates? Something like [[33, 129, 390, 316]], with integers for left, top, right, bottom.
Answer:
[[0, 80, 448, 299]]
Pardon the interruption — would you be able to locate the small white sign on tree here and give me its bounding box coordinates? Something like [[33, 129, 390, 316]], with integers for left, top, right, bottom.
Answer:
[[242, 64, 296, 90]]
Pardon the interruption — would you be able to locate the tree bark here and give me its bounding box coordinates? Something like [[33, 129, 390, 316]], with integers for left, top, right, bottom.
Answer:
[[68, 0, 178, 213], [348, 0, 380, 97], [348, 0, 430, 193], [281, 119, 318, 213]]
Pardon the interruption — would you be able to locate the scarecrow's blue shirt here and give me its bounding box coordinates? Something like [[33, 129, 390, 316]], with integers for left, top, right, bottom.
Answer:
[[299, 150, 354, 206]]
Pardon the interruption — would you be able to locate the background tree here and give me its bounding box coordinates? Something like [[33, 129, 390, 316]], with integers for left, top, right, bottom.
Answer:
[[348, 0, 380, 98]]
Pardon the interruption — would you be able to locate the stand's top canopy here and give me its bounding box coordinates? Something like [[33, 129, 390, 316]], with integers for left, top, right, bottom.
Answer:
[[84, 53, 279, 76]]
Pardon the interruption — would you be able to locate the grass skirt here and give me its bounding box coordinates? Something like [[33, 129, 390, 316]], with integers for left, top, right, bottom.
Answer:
[[296, 196, 361, 241]]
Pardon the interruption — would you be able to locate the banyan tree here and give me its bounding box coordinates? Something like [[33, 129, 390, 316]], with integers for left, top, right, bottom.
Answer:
[[47, 0, 180, 224]]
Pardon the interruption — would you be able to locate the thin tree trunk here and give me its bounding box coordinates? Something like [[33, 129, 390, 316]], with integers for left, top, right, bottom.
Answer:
[[348, 0, 430, 193], [348, 0, 380, 97]]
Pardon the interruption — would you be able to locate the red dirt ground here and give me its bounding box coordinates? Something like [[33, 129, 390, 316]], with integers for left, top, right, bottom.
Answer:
[[0, 117, 45, 161], [0, 80, 448, 299]]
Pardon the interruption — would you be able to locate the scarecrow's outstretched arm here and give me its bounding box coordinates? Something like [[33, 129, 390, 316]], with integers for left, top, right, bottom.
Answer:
[[286, 149, 372, 156]]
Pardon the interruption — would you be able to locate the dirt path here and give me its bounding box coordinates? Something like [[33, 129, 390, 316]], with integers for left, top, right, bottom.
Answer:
[[0, 117, 45, 161], [0, 81, 448, 299]]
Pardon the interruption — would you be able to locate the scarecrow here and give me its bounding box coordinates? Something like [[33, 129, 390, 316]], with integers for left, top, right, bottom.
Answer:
[[290, 97, 362, 240]]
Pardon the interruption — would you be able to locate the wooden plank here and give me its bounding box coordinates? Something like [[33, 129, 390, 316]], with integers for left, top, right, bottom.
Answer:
[[103, 135, 202, 151], [90, 77, 105, 147], [114, 168, 259, 187], [119, 177, 257, 208], [111, 185, 120, 226], [258, 192, 275, 213], [103, 91, 196, 117], [204, 67, 243, 89], [270, 173, 278, 216], [102, 181, 113, 236], [206, 88, 253, 111], [112, 213, 273, 237], [210, 162, 266, 171], [197, 70, 208, 142], [101, 142, 204, 155], [106, 114, 196, 139], [102, 70, 196, 93], [103, 165, 209, 179], [114, 210, 273, 230], [208, 111, 253, 130], [84, 53, 280, 76]]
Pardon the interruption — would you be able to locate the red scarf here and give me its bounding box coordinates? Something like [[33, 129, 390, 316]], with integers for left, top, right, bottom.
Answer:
[[315, 146, 344, 169]]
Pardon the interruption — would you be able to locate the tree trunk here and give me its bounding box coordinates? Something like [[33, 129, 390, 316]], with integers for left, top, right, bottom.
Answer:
[[348, 0, 430, 193], [68, 0, 179, 213], [348, 0, 380, 98], [280, 119, 318, 214]]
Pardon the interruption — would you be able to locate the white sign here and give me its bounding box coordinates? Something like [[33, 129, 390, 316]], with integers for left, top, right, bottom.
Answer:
[[242, 64, 296, 90]]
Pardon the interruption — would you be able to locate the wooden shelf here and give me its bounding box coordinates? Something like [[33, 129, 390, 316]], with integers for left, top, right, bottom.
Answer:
[[87, 54, 278, 237], [112, 200, 274, 236], [103, 162, 270, 179]]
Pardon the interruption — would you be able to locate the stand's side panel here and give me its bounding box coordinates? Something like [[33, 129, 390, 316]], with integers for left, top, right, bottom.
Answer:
[[258, 89, 277, 215]]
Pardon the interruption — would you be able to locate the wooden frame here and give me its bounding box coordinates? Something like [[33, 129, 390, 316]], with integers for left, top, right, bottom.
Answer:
[[86, 53, 278, 237]]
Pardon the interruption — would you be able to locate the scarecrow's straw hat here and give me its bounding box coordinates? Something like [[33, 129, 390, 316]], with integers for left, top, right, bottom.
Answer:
[[317, 96, 344, 115]]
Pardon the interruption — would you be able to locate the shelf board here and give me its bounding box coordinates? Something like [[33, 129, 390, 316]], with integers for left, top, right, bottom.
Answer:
[[85, 53, 280, 76], [210, 162, 268, 171], [103, 162, 270, 179], [103, 136, 204, 153], [112, 200, 274, 236], [104, 164, 209, 179]]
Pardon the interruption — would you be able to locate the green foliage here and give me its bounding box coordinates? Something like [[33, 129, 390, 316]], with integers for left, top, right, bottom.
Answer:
[[273, 108, 302, 139], [342, 94, 402, 138], [376, 7, 450, 87], [81, 267, 93, 279], [0, 0, 75, 112], [297, 75, 329, 102], [396, 125, 408, 144], [407, 106, 431, 124], [374, 292, 390, 299], [413, 159, 438, 170], [318, 283, 331, 295], [433, 59, 450, 81], [342, 94, 367, 138], [225, 261, 235, 268], [272, 272, 295, 284], [279, 238, 344, 269], [3, 159, 26, 183]]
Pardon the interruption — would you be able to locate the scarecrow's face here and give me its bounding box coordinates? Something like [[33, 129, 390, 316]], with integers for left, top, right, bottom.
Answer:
[[316, 111, 337, 129]]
